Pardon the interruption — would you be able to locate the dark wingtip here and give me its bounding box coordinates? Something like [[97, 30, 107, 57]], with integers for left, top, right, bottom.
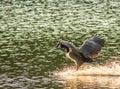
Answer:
[[94, 34, 100, 37], [92, 34, 105, 47]]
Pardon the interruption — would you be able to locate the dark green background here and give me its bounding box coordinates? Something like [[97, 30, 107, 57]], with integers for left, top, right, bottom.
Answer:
[[0, 0, 120, 88]]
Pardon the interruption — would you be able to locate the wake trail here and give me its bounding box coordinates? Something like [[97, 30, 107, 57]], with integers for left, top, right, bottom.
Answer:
[[54, 61, 120, 79]]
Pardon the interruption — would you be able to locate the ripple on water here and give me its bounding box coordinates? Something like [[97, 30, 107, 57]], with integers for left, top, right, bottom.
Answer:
[[0, 74, 40, 89]]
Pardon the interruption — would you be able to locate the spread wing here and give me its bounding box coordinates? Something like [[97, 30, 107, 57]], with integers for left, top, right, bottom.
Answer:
[[80, 36, 105, 58]]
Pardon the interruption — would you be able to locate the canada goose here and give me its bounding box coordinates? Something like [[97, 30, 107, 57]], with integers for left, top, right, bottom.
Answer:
[[56, 36, 105, 70]]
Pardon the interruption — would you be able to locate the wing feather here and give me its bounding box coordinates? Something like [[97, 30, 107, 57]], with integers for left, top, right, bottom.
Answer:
[[80, 36, 104, 58]]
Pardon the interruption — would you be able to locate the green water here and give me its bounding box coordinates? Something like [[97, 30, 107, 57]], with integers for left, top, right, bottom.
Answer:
[[0, 0, 120, 88]]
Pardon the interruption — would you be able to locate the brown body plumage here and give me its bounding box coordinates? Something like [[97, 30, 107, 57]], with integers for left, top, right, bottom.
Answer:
[[56, 36, 105, 70]]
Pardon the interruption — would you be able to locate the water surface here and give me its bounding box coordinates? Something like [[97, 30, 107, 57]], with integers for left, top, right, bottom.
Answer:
[[0, 0, 120, 88]]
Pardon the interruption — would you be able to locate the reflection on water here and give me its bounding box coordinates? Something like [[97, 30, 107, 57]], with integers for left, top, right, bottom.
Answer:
[[63, 76, 120, 89], [54, 61, 120, 89]]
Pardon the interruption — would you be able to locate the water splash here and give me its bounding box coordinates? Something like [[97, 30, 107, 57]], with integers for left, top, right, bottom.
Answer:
[[54, 61, 120, 80]]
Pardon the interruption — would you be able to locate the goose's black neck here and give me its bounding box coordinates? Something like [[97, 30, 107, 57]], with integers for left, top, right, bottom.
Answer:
[[66, 47, 69, 52], [62, 46, 69, 52]]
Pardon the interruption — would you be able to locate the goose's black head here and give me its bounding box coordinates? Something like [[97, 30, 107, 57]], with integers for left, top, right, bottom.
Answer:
[[56, 40, 75, 52]]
